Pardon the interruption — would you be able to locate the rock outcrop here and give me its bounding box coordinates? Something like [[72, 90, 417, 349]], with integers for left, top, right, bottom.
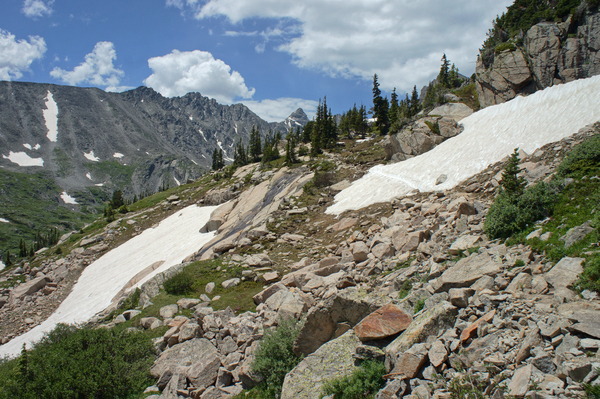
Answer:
[[476, 10, 600, 107]]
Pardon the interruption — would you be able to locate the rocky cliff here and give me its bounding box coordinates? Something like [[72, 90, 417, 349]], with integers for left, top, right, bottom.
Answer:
[[476, 7, 600, 107]]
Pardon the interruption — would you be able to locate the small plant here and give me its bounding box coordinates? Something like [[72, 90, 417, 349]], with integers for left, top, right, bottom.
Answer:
[[583, 368, 600, 399], [298, 146, 309, 157], [577, 254, 600, 293], [321, 360, 386, 399], [398, 279, 413, 299], [494, 42, 517, 54], [514, 259, 525, 267], [163, 270, 194, 295], [414, 298, 426, 313], [251, 317, 304, 396]]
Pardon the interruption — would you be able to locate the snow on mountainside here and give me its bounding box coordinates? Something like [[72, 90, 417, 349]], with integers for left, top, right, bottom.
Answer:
[[0, 204, 217, 358], [327, 74, 600, 215]]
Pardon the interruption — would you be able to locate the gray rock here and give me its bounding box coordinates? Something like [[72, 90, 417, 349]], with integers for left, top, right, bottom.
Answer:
[[150, 338, 218, 379], [545, 257, 584, 289], [561, 221, 594, 248], [432, 253, 501, 293], [281, 330, 361, 399], [159, 304, 179, 319], [221, 278, 241, 289]]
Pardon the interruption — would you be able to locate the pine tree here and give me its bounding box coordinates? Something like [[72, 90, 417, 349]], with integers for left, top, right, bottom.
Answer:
[[19, 238, 27, 258], [409, 86, 421, 118], [284, 132, 297, 165], [439, 53, 451, 88], [249, 126, 262, 162], [389, 88, 399, 128], [233, 138, 248, 167], [371, 74, 390, 135], [500, 148, 527, 201], [5, 250, 12, 267]]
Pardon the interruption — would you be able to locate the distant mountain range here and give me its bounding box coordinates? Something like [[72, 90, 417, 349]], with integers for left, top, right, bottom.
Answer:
[[0, 81, 308, 197]]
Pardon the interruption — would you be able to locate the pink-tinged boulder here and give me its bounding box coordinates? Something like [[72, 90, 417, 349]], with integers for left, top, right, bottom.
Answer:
[[460, 310, 496, 343], [354, 303, 412, 341]]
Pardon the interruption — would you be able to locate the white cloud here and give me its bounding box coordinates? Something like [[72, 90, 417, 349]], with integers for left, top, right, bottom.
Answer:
[[144, 49, 255, 102], [50, 42, 125, 89], [169, 0, 513, 92], [242, 98, 318, 122], [22, 0, 54, 18], [0, 30, 46, 80]]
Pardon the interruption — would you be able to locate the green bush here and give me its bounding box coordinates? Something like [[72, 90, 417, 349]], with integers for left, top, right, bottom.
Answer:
[[494, 42, 517, 54], [163, 270, 194, 295], [484, 182, 559, 239], [251, 317, 304, 396], [298, 146, 309, 157], [577, 254, 600, 293], [0, 324, 155, 399], [557, 134, 600, 177], [321, 360, 386, 399]]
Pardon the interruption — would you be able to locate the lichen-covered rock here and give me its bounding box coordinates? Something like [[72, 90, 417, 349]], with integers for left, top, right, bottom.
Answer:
[[281, 330, 362, 399]]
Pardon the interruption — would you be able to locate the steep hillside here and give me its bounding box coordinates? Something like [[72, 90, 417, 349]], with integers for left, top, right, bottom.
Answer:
[[0, 81, 307, 262]]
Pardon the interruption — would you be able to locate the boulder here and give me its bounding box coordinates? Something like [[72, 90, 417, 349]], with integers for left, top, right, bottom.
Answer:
[[432, 253, 501, 293], [429, 103, 473, 121], [221, 278, 241, 289], [354, 303, 412, 341], [177, 298, 201, 309], [561, 221, 594, 248], [545, 257, 584, 289], [281, 330, 362, 399], [351, 241, 370, 262], [150, 338, 219, 379], [9, 276, 51, 302], [448, 235, 481, 255], [385, 301, 457, 371], [159, 304, 179, 319]]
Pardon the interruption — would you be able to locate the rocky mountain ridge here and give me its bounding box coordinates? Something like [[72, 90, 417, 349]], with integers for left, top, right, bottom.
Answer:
[[476, 6, 600, 107]]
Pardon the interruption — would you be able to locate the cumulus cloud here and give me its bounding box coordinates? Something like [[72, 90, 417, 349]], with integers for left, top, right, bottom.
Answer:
[[50, 41, 125, 89], [0, 30, 46, 80], [168, 0, 512, 92], [22, 0, 54, 18], [144, 49, 255, 102], [242, 98, 318, 122]]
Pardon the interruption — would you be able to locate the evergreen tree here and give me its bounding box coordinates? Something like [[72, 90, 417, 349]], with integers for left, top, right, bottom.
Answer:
[[302, 121, 314, 144], [110, 190, 124, 209], [5, 250, 12, 267], [284, 132, 297, 165], [19, 238, 27, 258], [439, 53, 451, 88], [500, 148, 527, 201], [249, 126, 262, 162], [409, 86, 421, 118], [212, 148, 225, 170], [233, 138, 248, 167], [449, 63, 461, 88], [389, 88, 399, 128], [261, 130, 280, 163], [371, 74, 390, 135]]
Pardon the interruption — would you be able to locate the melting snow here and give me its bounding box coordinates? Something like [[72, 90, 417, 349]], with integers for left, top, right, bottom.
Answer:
[[189, 116, 193, 121], [43, 91, 59, 142], [0, 205, 218, 358], [95, 183, 104, 186], [174, 177, 181, 186], [0, 218, 9, 223], [84, 151, 100, 162], [2, 151, 44, 167], [0, 260, 4, 272], [113, 152, 124, 159], [23, 144, 31, 150], [199, 129, 207, 142], [217, 140, 234, 162], [86, 172, 92, 180], [327, 75, 600, 215], [60, 192, 78, 205]]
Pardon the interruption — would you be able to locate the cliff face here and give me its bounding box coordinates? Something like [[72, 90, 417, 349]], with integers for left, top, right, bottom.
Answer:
[[476, 9, 600, 107]]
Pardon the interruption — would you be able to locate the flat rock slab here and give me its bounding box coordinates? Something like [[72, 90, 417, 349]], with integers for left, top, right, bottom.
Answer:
[[570, 322, 600, 340], [354, 303, 412, 341], [460, 310, 496, 343], [545, 257, 584, 289], [150, 338, 219, 379], [281, 330, 361, 399], [9, 276, 50, 301], [432, 253, 501, 293]]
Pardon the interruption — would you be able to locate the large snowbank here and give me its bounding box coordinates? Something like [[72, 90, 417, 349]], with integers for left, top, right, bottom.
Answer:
[[43, 91, 59, 142], [0, 204, 218, 358], [327, 75, 600, 215], [2, 151, 44, 167]]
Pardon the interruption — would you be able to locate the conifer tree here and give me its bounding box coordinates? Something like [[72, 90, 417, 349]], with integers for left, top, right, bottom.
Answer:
[[249, 126, 262, 162], [439, 53, 451, 88], [371, 74, 390, 135], [5, 250, 12, 267], [500, 148, 527, 201], [409, 86, 421, 117], [389, 88, 399, 128], [233, 138, 248, 167], [284, 132, 297, 165]]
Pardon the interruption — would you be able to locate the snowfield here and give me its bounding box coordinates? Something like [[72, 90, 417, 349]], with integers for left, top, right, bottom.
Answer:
[[327, 75, 600, 215], [2, 151, 44, 167], [0, 204, 218, 358], [60, 192, 78, 205], [43, 91, 59, 143]]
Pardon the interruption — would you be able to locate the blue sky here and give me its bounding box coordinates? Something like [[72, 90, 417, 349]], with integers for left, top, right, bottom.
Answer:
[[0, 0, 513, 121]]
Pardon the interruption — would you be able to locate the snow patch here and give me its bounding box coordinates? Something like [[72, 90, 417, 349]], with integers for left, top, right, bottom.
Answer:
[[0, 205, 218, 358], [217, 140, 233, 162], [86, 172, 92, 180], [83, 151, 100, 162], [328, 75, 600, 215], [95, 183, 104, 186], [60, 192, 78, 205], [174, 177, 181, 186], [0, 218, 9, 223], [2, 151, 44, 167], [199, 129, 207, 142], [193, 159, 199, 164], [43, 91, 59, 142], [113, 152, 124, 159], [189, 116, 193, 121], [23, 143, 32, 150], [0, 260, 4, 272]]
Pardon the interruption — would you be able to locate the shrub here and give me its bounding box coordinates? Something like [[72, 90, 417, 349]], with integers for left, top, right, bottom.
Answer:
[[251, 317, 304, 395], [321, 360, 386, 399], [298, 146, 309, 157], [163, 270, 194, 295], [484, 181, 559, 239], [0, 324, 155, 399], [577, 254, 600, 293], [557, 134, 600, 177], [494, 42, 517, 54]]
